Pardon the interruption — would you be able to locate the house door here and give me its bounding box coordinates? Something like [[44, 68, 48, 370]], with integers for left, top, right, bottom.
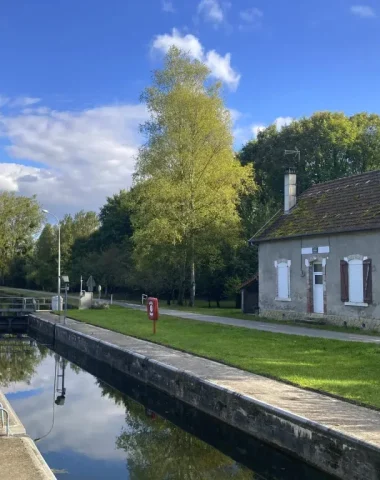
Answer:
[[313, 263, 324, 313]]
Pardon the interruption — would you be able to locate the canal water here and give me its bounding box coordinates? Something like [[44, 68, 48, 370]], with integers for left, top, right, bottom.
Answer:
[[0, 336, 334, 480]]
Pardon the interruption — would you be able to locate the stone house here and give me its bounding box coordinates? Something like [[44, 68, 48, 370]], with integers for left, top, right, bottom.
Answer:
[[251, 169, 380, 329]]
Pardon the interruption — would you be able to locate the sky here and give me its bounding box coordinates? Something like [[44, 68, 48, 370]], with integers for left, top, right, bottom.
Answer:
[[4, 354, 134, 476], [0, 0, 379, 216]]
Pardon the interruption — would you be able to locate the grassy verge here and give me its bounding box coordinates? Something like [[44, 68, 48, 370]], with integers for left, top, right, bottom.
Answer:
[[68, 306, 380, 409], [117, 301, 380, 338], [4, 286, 379, 337]]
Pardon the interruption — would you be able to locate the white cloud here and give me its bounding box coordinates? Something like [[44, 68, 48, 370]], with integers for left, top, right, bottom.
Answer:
[[4, 356, 128, 461], [228, 108, 241, 124], [198, 0, 224, 24], [0, 95, 9, 108], [274, 116, 293, 129], [162, 0, 175, 13], [233, 116, 293, 146], [0, 103, 148, 215], [0, 170, 19, 191], [240, 7, 263, 22], [251, 124, 266, 137], [233, 123, 265, 145], [350, 5, 376, 17], [152, 28, 240, 90], [152, 28, 203, 60], [205, 50, 240, 89], [9, 97, 41, 108]]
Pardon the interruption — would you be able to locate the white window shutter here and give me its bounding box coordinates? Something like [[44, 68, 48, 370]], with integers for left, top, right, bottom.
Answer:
[[277, 262, 289, 299], [348, 259, 364, 303]]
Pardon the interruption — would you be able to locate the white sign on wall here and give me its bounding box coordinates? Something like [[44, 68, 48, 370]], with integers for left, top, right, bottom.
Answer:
[[301, 246, 330, 255]]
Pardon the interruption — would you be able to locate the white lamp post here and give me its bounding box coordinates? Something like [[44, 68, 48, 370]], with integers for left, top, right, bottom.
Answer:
[[42, 209, 61, 313]]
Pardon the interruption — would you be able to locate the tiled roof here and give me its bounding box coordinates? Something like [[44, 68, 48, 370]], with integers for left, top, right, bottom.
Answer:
[[253, 170, 380, 242]]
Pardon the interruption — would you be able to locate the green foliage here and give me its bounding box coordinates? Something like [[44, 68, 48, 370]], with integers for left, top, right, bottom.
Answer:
[[0, 339, 48, 387], [98, 190, 133, 245], [28, 224, 56, 290], [27, 210, 99, 291], [132, 47, 254, 304], [238, 111, 380, 253], [70, 190, 134, 292], [3, 73, 380, 306], [59, 210, 99, 274], [98, 382, 254, 480], [0, 192, 43, 285], [240, 111, 380, 209]]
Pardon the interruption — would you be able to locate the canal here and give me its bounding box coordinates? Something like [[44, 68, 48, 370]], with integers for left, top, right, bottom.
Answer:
[[0, 335, 334, 479]]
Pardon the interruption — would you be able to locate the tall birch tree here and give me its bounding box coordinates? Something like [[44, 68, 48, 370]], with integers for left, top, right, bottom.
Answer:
[[133, 47, 254, 305]]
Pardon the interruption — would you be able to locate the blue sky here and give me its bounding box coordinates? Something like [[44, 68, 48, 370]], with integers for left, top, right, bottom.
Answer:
[[0, 0, 379, 215]]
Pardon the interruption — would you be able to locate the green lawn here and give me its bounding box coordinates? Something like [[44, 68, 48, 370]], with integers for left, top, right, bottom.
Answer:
[[68, 306, 380, 409], [4, 286, 379, 337], [117, 299, 380, 337]]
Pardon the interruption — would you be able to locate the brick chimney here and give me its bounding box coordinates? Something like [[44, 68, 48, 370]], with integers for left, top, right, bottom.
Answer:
[[284, 168, 296, 213]]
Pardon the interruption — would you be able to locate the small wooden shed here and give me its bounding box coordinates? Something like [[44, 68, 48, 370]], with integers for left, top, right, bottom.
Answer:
[[239, 274, 259, 314]]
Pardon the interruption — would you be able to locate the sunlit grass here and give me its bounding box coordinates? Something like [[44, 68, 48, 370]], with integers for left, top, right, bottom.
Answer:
[[114, 297, 380, 337], [69, 306, 380, 409]]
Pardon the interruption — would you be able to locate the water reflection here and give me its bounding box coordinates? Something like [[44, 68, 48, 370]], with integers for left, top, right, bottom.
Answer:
[[1, 337, 333, 480], [35, 355, 67, 443], [0, 335, 47, 387], [100, 383, 254, 480], [1, 339, 253, 479]]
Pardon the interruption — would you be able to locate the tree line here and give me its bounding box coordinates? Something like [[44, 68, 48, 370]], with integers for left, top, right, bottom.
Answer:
[[2, 48, 380, 306]]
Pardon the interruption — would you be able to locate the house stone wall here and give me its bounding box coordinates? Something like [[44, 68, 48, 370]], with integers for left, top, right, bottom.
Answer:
[[258, 230, 380, 328]]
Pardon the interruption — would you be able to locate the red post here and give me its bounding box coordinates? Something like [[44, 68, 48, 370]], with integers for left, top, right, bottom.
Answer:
[[147, 297, 159, 334]]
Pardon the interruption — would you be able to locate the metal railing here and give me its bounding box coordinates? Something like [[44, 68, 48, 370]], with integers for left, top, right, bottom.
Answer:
[[0, 403, 10, 436], [0, 297, 37, 312], [0, 297, 52, 312]]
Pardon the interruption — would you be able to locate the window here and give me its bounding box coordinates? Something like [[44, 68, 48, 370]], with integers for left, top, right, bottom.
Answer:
[[340, 257, 372, 306], [275, 260, 291, 301]]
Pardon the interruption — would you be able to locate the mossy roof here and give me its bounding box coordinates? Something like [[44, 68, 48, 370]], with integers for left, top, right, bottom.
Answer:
[[253, 170, 380, 242]]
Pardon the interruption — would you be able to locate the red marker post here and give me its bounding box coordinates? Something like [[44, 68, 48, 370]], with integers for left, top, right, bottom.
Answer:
[[147, 297, 159, 334]]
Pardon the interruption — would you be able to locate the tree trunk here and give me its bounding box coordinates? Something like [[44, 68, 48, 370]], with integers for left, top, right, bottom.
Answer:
[[178, 249, 187, 306], [189, 238, 195, 307], [177, 286, 184, 305]]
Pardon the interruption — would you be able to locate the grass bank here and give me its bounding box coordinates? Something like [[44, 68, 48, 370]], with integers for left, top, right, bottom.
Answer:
[[68, 306, 380, 409], [118, 300, 380, 337], [3, 287, 378, 337]]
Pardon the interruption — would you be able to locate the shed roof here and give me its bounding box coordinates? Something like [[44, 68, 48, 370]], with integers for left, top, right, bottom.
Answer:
[[253, 170, 380, 242], [238, 274, 258, 290]]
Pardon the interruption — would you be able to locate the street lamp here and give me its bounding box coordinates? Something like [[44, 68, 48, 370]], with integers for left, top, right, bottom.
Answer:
[[42, 209, 61, 312]]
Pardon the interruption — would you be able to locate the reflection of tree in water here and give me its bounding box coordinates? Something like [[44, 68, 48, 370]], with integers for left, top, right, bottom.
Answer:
[[99, 382, 255, 480], [0, 337, 48, 387]]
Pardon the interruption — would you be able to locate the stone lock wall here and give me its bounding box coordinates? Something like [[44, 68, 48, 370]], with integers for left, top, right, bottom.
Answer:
[[28, 314, 380, 480]]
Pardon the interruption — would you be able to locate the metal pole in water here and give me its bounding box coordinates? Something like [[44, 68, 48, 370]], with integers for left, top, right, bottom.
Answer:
[[64, 286, 68, 325]]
